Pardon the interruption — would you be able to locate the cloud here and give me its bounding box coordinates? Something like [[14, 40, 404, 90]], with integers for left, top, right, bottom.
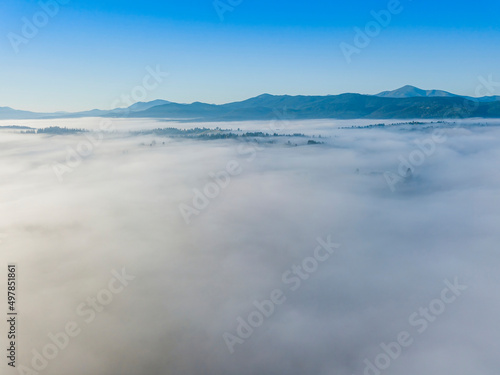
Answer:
[[1, 119, 499, 375]]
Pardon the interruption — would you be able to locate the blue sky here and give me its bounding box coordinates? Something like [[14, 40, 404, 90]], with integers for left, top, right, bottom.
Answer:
[[1, 0, 500, 112]]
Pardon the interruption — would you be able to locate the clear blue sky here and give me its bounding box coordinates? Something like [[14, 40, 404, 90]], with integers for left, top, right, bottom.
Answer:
[[1, 0, 500, 112]]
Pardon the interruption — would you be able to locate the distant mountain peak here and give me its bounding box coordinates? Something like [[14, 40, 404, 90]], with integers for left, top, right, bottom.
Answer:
[[377, 85, 458, 98]]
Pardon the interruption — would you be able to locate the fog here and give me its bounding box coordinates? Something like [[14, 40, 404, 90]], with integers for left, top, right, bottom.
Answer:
[[1, 119, 499, 375]]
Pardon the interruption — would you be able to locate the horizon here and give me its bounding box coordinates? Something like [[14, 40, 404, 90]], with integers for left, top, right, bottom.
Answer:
[[3, 84, 498, 114], [2, 0, 500, 112]]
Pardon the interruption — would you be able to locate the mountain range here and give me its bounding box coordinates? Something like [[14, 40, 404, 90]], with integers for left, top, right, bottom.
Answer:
[[3, 86, 500, 121]]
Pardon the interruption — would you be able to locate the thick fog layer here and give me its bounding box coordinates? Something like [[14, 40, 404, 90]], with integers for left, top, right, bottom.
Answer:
[[1, 119, 499, 375]]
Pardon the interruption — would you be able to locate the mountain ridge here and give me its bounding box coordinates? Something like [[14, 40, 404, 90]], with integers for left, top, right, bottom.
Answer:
[[3, 86, 500, 121]]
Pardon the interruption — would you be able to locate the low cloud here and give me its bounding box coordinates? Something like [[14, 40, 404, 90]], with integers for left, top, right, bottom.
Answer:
[[1, 119, 499, 375]]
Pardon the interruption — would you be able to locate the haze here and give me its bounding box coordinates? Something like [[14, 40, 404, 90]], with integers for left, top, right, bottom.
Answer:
[[1, 118, 499, 374]]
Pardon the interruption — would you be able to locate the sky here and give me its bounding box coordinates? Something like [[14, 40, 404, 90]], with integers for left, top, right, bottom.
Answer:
[[1, 0, 500, 112]]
